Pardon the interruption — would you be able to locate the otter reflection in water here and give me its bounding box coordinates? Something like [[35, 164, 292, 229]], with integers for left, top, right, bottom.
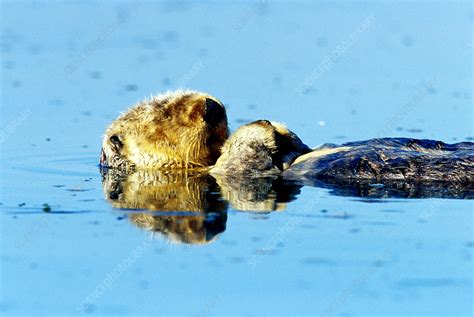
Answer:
[[100, 168, 302, 244], [101, 169, 227, 244], [101, 164, 472, 245]]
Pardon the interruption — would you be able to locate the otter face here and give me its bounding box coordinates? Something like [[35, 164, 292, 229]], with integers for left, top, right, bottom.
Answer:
[[100, 90, 229, 170], [211, 120, 310, 175]]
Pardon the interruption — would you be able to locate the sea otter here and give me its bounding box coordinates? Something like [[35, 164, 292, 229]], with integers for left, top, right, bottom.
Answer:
[[211, 120, 474, 187], [100, 90, 228, 170], [99, 90, 473, 196], [99, 118, 473, 242]]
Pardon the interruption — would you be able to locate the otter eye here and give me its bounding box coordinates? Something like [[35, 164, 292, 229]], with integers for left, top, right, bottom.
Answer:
[[109, 135, 123, 147]]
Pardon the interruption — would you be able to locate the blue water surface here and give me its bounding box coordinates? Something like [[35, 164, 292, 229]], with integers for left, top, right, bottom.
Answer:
[[1, 1, 472, 315]]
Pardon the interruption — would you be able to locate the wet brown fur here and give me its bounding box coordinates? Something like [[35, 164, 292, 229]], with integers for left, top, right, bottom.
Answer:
[[101, 90, 229, 170], [211, 120, 311, 175], [213, 120, 474, 184]]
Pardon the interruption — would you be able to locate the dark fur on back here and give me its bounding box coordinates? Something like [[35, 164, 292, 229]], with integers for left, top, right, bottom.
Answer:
[[285, 138, 474, 184]]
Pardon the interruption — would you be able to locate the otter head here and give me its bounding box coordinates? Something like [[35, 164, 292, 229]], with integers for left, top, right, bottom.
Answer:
[[211, 120, 311, 175], [100, 90, 229, 170]]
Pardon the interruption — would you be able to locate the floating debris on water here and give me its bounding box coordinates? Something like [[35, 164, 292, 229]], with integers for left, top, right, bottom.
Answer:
[[235, 118, 251, 124], [124, 84, 138, 91], [401, 34, 414, 47], [42, 203, 51, 212], [90, 71, 101, 79], [48, 99, 63, 106], [302, 87, 318, 95], [67, 188, 92, 192], [301, 257, 336, 266], [317, 36, 328, 47], [406, 128, 423, 133], [162, 77, 171, 86]]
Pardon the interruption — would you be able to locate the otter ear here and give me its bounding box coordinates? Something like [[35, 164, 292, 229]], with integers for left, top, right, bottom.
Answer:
[[255, 119, 272, 126], [109, 135, 124, 148], [204, 98, 226, 126]]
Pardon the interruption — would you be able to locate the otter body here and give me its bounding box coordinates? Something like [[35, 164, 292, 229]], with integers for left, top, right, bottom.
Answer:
[[285, 138, 474, 184], [100, 91, 472, 188], [212, 121, 474, 185], [100, 90, 228, 170]]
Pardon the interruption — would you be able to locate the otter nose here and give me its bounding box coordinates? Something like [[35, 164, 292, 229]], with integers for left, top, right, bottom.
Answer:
[[204, 98, 225, 127]]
